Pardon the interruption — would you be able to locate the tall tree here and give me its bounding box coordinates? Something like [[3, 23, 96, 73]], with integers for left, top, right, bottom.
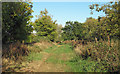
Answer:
[[34, 9, 58, 41], [89, 1, 120, 40], [84, 17, 100, 40], [62, 21, 85, 40], [62, 21, 75, 40], [2, 2, 34, 44]]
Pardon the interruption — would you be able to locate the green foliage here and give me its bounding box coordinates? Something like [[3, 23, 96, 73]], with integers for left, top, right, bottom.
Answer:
[[66, 57, 107, 72], [62, 21, 85, 41], [2, 2, 34, 44], [2, 1, 120, 72], [62, 1, 120, 42], [34, 9, 58, 42], [74, 39, 120, 72], [84, 17, 100, 40], [25, 33, 34, 43], [90, 1, 120, 39]]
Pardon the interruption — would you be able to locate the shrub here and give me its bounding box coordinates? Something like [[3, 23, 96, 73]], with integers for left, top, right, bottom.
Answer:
[[74, 39, 120, 72], [2, 41, 29, 60]]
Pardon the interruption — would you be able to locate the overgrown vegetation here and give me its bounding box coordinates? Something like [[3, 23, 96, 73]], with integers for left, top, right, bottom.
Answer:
[[60, 2, 120, 72], [2, 1, 120, 72], [2, 41, 29, 60], [66, 57, 106, 72], [73, 39, 120, 72], [2, 2, 34, 44]]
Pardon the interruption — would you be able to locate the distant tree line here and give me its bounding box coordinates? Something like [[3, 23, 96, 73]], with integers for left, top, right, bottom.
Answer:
[[62, 1, 120, 42], [2, 1, 120, 44]]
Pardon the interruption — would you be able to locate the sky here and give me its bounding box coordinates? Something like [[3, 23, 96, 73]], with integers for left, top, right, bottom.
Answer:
[[31, 2, 107, 27]]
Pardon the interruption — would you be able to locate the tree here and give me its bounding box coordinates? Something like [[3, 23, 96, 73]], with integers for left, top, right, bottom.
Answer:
[[89, 1, 120, 47], [72, 21, 85, 40], [62, 21, 85, 41], [89, 1, 120, 40], [34, 9, 58, 41], [62, 21, 75, 40], [2, 2, 34, 44], [84, 17, 100, 40]]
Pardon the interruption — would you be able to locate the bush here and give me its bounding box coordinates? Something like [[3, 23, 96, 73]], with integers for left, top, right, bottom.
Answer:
[[74, 39, 120, 72], [2, 41, 29, 60]]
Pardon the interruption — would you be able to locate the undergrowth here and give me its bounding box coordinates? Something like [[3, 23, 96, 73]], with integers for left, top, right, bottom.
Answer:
[[73, 39, 120, 72], [2, 41, 29, 72], [2, 41, 29, 60], [65, 56, 107, 72]]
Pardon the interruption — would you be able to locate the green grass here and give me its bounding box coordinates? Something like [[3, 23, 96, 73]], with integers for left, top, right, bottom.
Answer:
[[53, 45, 73, 54], [44, 43, 107, 72], [43, 45, 57, 53], [45, 56, 65, 64], [44, 44, 75, 64], [26, 43, 108, 72], [4, 41, 116, 72], [65, 56, 107, 72], [43, 44, 107, 72], [26, 52, 43, 61]]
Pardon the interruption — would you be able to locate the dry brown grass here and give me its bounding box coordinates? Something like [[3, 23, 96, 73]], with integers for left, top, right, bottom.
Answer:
[[34, 41, 52, 47], [2, 41, 53, 72], [28, 41, 53, 53], [2, 41, 29, 60]]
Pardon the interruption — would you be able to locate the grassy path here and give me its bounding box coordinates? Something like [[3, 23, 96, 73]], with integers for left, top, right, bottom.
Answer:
[[3, 42, 108, 72], [19, 43, 76, 72]]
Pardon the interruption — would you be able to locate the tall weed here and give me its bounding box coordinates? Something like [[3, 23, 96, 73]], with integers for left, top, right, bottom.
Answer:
[[2, 41, 29, 60]]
